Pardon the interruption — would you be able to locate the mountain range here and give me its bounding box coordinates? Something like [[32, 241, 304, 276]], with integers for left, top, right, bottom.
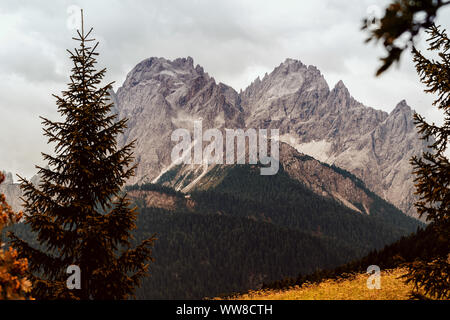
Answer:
[[2, 57, 427, 220], [110, 56, 427, 219]]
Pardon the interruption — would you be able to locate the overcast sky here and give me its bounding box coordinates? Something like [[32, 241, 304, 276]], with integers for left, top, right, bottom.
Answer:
[[1, 0, 449, 179]]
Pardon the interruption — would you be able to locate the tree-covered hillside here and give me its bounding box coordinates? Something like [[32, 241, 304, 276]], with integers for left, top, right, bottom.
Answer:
[[6, 164, 423, 299], [127, 164, 422, 299]]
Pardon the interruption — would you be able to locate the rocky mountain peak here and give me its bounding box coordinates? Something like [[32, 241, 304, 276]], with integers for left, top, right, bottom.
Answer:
[[333, 80, 349, 93], [119, 56, 208, 92], [391, 99, 412, 115], [272, 58, 324, 82], [263, 58, 324, 85], [327, 80, 354, 110], [113, 57, 244, 184], [383, 100, 416, 137], [279, 58, 305, 70], [241, 58, 329, 115]]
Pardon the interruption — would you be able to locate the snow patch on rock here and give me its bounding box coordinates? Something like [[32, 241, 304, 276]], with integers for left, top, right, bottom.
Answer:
[[280, 134, 332, 163]]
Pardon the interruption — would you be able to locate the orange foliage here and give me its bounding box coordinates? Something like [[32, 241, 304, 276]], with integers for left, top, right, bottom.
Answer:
[[0, 172, 32, 299]]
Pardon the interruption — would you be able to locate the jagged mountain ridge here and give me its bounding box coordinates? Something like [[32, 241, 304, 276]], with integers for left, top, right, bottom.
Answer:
[[110, 57, 244, 185], [241, 58, 426, 218], [111, 56, 426, 218]]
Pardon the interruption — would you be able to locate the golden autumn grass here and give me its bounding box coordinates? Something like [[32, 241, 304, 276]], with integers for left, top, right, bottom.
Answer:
[[219, 268, 418, 300]]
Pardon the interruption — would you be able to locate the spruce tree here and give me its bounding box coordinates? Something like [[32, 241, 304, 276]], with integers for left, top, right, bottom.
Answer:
[[9, 11, 155, 300], [406, 24, 450, 299]]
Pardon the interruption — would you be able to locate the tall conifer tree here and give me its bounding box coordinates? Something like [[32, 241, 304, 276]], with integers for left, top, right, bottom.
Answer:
[[9, 11, 155, 300], [406, 24, 450, 299]]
